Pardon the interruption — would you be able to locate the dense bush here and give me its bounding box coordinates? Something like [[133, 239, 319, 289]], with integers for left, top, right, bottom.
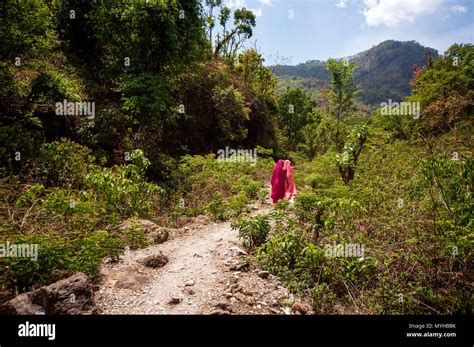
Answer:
[[0, 231, 124, 292], [167, 153, 273, 223], [232, 214, 271, 249], [37, 139, 95, 188]]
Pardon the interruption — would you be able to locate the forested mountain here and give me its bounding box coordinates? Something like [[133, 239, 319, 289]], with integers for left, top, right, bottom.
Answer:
[[273, 40, 439, 105]]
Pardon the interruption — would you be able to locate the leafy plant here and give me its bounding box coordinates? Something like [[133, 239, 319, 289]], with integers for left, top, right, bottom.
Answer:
[[232, 214, 270, 249], [336, 124, 369, 184]]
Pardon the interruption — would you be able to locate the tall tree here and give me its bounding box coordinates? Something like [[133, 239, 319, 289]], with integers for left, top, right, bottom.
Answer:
[[277, 88, 316, 150], [326, 58, 359, 151], [204, 2, 256, 61]]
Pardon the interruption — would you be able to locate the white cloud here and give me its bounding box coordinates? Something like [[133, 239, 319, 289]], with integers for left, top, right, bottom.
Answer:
[[336, 0, 347, 8], [252, 8, 262, 16], [225, 0, 262, 16], [226, 0, 246, 7], [260, 0, 273, 6], [362, 0, 442, 27], [450, 4, 468, 13]]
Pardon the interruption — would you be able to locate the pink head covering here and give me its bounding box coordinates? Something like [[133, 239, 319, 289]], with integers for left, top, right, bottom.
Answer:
[[284, 160, 296, 200]]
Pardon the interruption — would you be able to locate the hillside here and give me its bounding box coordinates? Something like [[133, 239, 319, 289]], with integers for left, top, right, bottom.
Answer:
[[273, 40, 439, 105]]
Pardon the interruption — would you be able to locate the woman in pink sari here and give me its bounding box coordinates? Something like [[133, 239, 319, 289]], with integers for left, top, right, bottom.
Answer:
[[284, 160, 296, 201], [271, 160, 286, 203]]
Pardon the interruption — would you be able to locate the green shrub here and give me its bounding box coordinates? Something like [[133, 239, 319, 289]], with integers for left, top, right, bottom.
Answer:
[[304, 174, 319, 189], [235, 175, 260, 198], [0, 231, 124, 292], [205, 192, 226, 221], [11, 149, 162, 232], [336, 124, 369, 184], [84, 149, 162, 218], [226, 192, 249, 218], [420, 155, 473, 227], [311, 283, 336, 313], [170, 154, 271, 221], [122, 228, 149, 250], [341, 256, 376, 283], [232, 214, 270, 249], [66, 230, 124, 274], [37, 139, 95, 188], [256, 231, 307, 271]]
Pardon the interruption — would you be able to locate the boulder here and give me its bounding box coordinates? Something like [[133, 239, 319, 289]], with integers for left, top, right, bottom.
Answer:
[[195, 215, 209, 225], [215, 302, 231, 311], [176, 216, 195, 226], [0, 293, 43, 315], [168, 296, 182, 305], [0, 273, 97, 315], [0, 290, 15, 305], [291, 302, 311, 315], [154, 228, 169, 244], [230, 246, 248, 256], [235, 263, 250, 272], [118, 218, 168, 245], [139, 253, 169, 269]]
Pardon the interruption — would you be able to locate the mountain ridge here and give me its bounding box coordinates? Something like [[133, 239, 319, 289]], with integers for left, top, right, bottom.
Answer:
[[271, 40, 439, 105]]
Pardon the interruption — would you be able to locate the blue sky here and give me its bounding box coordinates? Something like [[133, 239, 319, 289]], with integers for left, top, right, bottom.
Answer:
[[223, 0, 473, 64]]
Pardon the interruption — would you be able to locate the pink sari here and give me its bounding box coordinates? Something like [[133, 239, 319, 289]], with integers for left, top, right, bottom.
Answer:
[[271, 160, 286, 203], [284, 160, 296, 200]]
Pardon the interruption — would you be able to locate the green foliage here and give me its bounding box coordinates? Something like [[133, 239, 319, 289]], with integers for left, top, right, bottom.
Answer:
[[0, 63, 22, 107], [121, 74, 171, 126], [226, 192, 250, 218], [232, 214, 270, 249], [170, 154, 271, 223], [205, 192, 226, 221], [256, 232, 307, 271], [378, 44, 473, 140], [249, 127, 471, 313], [122, 228, 149, 250], [29, 69, 82, 103], [294, 191, 333, 224], [211, 85, 250, 142], [235, 175, 260, 199], [255, 146, 273, 158], [159, 61, 278, 156], [0, 124, 45, 176], [277, 87, 316, 149], [89, 0, 205, 74], [37, 139, 95, 188], [27, 67, 86, 142], [327, 58, 360, 151], [335, 124, 369, 184], [84, 150, 161, 218], [420, 155, 473, 227], [0, 231, 124, 292], [311, 283, 336, 313], [341, 256, 376, 283], [209, 3, 256, 61], [0, 0, 56, 60], [236, 49, 277, 96], [13, 147, 161, 232]]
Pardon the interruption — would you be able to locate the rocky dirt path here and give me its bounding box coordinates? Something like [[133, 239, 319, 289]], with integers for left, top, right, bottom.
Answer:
[[95, 203, 296, 314]]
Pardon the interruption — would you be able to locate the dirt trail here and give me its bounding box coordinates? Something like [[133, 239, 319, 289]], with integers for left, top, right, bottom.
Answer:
[[95, 203, 293, 314]]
